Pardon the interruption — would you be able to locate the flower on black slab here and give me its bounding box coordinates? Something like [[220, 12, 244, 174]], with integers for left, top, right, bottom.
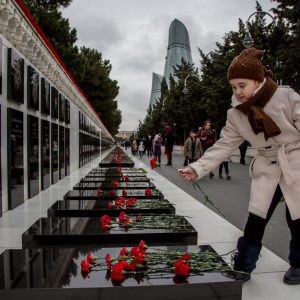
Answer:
[[121, 174, 129, 181], [145, 187, 152, 196], [173, 259, 190, 276], [79, 240, 235, 283]]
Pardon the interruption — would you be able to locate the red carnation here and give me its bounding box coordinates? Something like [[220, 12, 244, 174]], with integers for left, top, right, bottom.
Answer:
[[105, 253, 111, 268], [145, 188, 152, 196], [86, 253, 95, 265], [150, 156, 157, 169], [122, 188, 127, 196], [111, 180, 118, 187], [118, 247, 127, 258], [111, 261, 125, 281], [119, 211, 125, 222], [100, 214, 111, 224], [173, 259, 190, 276], [80, 259, 90, 273], [180, 253, 190, 261]]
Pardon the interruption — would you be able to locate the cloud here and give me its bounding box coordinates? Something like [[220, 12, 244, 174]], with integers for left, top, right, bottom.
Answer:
[[63, 0, 277, 131]]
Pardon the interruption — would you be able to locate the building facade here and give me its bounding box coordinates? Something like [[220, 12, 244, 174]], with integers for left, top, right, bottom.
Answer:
[[148, 72, 163, 108], [0, 0, 114, 216]]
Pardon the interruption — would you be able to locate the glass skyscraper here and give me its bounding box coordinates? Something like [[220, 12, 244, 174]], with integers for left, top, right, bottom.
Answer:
[[149, 19, 193, 107]]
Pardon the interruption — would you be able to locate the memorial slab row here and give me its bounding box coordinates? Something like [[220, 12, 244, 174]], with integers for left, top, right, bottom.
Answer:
[[1, 147, 242, 299]]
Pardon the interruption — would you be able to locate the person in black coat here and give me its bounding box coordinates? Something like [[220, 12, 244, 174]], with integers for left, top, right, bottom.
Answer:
[[239, 140, 250, 164], [164, 125, 174, 165]]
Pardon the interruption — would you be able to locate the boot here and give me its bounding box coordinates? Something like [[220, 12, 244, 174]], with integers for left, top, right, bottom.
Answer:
[[219, 173, 223, 179], [226, 174, 231, 180], [209, 172, 214, 178], [232, 237, 262, 282], [284, 240, 300, 285]]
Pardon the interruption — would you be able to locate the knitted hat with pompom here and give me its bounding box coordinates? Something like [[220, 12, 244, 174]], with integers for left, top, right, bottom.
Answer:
[[227, 48, 265, 82]]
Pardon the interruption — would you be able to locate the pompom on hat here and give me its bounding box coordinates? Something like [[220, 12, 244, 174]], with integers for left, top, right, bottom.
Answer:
[[227, 47, 266, 82]]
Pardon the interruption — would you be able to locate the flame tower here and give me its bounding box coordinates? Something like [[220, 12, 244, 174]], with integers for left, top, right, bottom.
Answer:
[[148, 19, 193, 107], [163, 19, 193, 83]]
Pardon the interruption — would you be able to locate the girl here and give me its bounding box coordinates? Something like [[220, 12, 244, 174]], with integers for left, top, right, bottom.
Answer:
[[178, 47, 300, 284]]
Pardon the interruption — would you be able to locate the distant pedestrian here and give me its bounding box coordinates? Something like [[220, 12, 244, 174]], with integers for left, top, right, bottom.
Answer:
[[184, 129, 202, 165], [131, 139, 138, 155], [198, 119, 216, 178], [239, 140, 250, 164], [164, 125, 174, 166], [145, 135, 153, 157], [153, 134, 162, 166], [219, 159, 231, 180], [124, 140, 130, 150], [138, 141, 145, 157]]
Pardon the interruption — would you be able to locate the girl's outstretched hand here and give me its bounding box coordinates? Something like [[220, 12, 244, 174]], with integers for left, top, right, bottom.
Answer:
[[178, 167, 197, 181]]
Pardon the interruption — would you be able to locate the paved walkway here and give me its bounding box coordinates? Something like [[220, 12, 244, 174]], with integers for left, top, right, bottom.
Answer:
[[135, 151, 290, 263]]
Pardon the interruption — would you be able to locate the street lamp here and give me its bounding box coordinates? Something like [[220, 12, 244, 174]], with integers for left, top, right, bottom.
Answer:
[[161, 97, 167, 111], [182, 74, 200, 95], [243, 11, 274, 48], [151, 107, 157, 117]]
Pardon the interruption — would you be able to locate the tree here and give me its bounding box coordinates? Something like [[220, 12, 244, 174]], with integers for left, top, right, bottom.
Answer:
[[78, 47, 121, 135], [271, 0, 300, 90], [140, 1, 297, 141], [23, 0, 122, 135]]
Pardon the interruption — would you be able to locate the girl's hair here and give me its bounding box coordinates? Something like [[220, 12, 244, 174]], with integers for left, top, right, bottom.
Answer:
[[203, 119, 212, 126]]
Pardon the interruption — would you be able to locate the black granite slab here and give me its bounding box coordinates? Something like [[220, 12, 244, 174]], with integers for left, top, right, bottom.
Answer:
[[22, 215, 197, 248], [47, 199, 176, 217], [73, 181, 155, 190], [90, 167, 144, 173], [99, 162, 134, 167], [87, 170, 146, 176], [64, 190, 164, 200], [0, 245, 242, 300], [80, 176, 150, 182]]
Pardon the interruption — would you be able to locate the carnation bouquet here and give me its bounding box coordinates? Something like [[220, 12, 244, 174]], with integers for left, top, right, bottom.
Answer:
[[80, 240, 238, 283], [99, 212, 192, 232]]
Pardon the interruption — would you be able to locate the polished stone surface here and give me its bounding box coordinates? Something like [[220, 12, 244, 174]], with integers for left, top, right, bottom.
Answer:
[[64, 189, 164, 200], [81, 176, 150, 182], [47, 199, 176, 217], [0, 245, 242, 300], [73, 181, 155, 190], [0, 148, 299, 299], [22, 215, 197, 248]]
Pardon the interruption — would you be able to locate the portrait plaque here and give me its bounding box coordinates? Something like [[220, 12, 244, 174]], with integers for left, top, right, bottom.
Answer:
[[41, 78, 50, 115], [8, 108, 24, 209], [7, 48, 24, 103], [59, 126, 65, 179], [41, 120, 50, 190], [28, 115, 39, 198], [51, 123, 59, 184], [51, 87, 58, 119], [27, 66, 39, 110]]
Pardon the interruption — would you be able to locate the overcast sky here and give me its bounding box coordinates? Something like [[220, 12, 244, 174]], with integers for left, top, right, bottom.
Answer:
[[62, 0, 276, 131]]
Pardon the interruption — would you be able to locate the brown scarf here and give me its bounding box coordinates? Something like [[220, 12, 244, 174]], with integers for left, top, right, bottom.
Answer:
[[236, 76, 280, 141]]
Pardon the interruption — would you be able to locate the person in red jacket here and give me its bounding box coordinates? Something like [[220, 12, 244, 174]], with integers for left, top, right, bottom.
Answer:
[[197, 119, 216, 178]]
